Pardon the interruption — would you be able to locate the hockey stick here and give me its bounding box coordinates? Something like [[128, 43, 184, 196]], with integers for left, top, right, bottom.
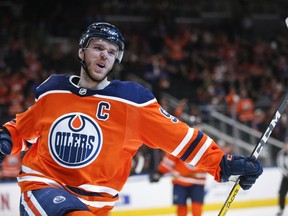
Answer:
[[218, 89, 288, 216], [218, 18, 288, 216]]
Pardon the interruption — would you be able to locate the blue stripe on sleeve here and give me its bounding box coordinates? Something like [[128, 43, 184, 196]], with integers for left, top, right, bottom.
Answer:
[[180, 131, 204, 161]]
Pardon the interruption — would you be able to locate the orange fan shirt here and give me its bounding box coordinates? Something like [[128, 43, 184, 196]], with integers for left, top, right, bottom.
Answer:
[[4, 74, 224, 212]]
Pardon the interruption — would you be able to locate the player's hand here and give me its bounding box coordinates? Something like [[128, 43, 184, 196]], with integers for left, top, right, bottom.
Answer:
[[219, 154, 263, 190], [0, 127, 12, 164], [149, 170, 162, 183]]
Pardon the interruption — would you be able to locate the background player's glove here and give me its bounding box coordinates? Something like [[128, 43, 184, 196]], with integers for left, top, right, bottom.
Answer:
[[149, 170, 163, 183], [0, 126, 12, 164], [220, 154, 263, 190]]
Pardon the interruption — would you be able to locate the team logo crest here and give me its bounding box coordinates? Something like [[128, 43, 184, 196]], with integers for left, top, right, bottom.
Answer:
[[53, 195, 66, 204], [49, 112, 102, 168], [79, 88, 87, 95]]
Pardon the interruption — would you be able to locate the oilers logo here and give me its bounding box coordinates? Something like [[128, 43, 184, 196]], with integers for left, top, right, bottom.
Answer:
[[49, 112, 102, 168]]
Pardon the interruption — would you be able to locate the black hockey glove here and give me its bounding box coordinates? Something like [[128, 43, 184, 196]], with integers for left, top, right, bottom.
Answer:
[[149, 170, 163, 183], [220, 154, 263, 190], [0, 126, 12, 164]]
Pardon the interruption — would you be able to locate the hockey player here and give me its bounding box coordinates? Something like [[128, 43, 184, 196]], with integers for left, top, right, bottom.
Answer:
[[150, 153, 207, 216], [276, 137, 288, 216], [0, 22, 263, 216]]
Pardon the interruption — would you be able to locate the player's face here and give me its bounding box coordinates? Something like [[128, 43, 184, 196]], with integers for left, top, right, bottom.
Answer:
[[81, 38, 118, 81]]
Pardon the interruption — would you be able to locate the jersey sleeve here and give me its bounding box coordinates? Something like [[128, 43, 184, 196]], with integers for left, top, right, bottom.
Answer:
[[4, 98, 43, 154], [139, 100, 224, 181]]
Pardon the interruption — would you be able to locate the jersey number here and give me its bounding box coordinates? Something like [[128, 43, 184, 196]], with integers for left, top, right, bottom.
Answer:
[[160, 107, 178, 123]]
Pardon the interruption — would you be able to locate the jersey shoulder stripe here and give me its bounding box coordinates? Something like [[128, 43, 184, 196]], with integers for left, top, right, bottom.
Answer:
[[35, 74, 155, 104]]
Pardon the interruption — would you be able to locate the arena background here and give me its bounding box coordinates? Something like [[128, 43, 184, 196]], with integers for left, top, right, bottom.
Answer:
[[0, 0, 288, 215]]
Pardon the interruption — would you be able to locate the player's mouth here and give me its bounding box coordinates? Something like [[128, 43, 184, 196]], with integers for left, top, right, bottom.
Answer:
[[97, 63, 105, 69]]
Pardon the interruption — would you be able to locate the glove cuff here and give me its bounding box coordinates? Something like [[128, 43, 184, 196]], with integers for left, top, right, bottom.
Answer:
[[220, 154, 231, 182], [220, 154, 245, 182]]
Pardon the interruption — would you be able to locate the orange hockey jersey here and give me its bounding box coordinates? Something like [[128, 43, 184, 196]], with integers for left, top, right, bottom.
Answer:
[[4, 74, 224, 212], [158, 153, 207, 187]]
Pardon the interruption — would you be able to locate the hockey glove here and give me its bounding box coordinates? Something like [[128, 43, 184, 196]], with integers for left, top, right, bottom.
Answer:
[[220, 154, 263, 190], [149, 170, 163, 183], [0, 126, 12, 164]]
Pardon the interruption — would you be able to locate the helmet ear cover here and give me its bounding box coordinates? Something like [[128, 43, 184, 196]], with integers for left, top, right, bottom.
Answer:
[[79, 22, 125, 63]]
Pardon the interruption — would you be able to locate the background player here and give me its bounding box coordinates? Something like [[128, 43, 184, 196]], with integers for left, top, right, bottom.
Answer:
[[0, 22, 263, 216], [276, 137, 288, 216], [150, 152, 207, 216]]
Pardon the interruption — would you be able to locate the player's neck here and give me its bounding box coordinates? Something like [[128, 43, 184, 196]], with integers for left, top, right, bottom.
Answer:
[[78, 77, 110, 90]]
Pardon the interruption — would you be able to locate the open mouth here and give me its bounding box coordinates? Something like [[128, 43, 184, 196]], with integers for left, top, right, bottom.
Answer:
[[97, 63, 105, 68]]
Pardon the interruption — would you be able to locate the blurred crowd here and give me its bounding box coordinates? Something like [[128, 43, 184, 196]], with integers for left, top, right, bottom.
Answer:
[[1, 0, 288, 181]]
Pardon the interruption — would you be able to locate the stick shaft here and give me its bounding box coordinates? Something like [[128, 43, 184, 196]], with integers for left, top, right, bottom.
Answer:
[[251, 91, 288, 159], [218, 90, 288, 216]]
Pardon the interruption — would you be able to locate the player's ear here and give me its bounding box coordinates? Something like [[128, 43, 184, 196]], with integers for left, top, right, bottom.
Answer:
[[78, 49, 84, 60]]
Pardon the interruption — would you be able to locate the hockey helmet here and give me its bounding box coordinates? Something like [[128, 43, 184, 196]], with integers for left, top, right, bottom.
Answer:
[[79, 22, 125, 63]]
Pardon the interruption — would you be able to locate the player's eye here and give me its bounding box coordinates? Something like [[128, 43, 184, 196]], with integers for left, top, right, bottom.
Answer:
[[108, 50, 117, 57], [92, 45, 104, 51]]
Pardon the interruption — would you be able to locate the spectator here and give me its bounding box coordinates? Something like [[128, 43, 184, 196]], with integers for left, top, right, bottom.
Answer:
[[225, 85, 239, 117], [236, 89, 255, 126], [174, 98, 189, 119]]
